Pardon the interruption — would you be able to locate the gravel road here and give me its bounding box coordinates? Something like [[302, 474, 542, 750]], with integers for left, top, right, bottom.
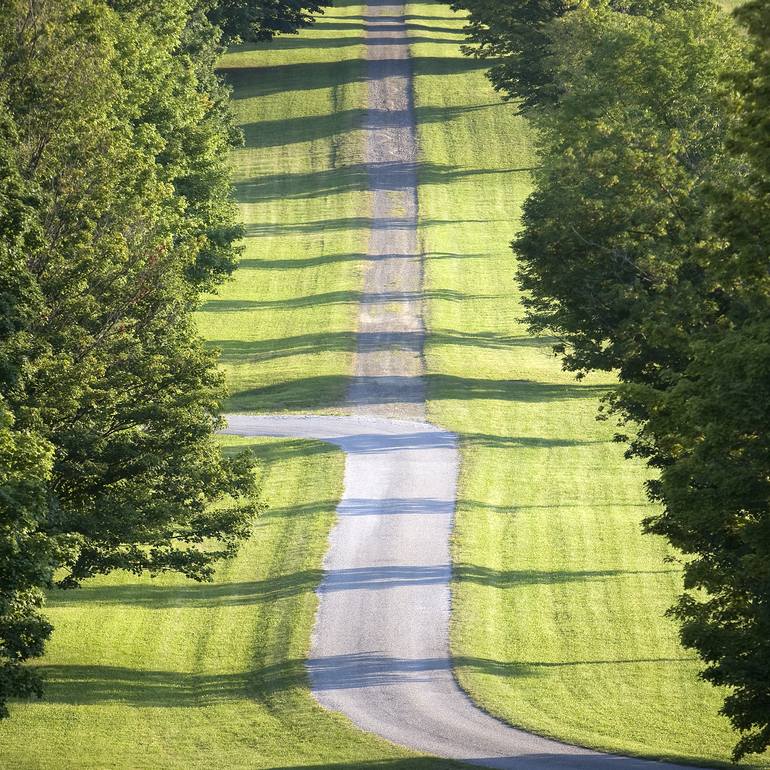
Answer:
[[223, 3, 698, 767], [347, 0, 425, 420], [226, 415, 689, 769]]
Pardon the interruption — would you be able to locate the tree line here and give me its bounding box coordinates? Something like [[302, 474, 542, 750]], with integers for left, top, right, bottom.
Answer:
[[0, 0, 328, 721], [451, 0, 769, 759]]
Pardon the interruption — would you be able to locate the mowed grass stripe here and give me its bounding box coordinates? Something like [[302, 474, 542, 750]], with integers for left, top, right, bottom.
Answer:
[[0, 436, 451, 768], [408, 3, 770, 768], [197, 1, 370, 414]]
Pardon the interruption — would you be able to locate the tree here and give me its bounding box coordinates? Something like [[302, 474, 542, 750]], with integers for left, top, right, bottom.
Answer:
[[450, 0, 705, 112], [637, 1, 770, 758], [448, 0, 574, 110], [0, 0, 261, 717], [514, 2, 746, 401], [205, 0, 332, 42], [0, 104, 55, 717]]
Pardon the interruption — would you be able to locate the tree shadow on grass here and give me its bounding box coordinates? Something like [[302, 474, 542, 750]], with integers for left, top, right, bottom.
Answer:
[[201, 289, 497, 313], [223, 56, 489, 100], [223, 374, 608, 413], [236, 249, 490, 271], [429, 330, 556, 349], [237, 251, 367, 270], [208, 333, 357, 363], [249, 437, 338, 463], [267, 756, 702, 770], [240, 103, 505, 150], [240, 108, 366, 149], [47, 571, 323, 610], [232, 162, 531, 204], [207, 331, 569, 364], [454, 564, 679, 588], [269, 762, 467, 770], [462, 433, 607, 450], [243, 34, 464, 51], [35, 653, 535, 708], [431, 376, 608, 404], [39, 649, 691, 708], [223, 58, 367, 100], [241, 216, 501, 237], [35, 659, 308, 707], [50, 562, 672, 613]]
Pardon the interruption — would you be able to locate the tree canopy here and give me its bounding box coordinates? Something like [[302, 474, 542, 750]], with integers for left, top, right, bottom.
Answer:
[[206, 0, 332, 42], [451, 0, 705, 112], [0, 0, 273, 719], [640, 1, 770, 759], [463, 0, 770, 759]]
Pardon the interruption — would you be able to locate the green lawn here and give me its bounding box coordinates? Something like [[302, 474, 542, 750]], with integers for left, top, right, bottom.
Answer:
[[409, 3, 768, 767], [0, 434, 461, 769], [3, 2, 763, 768], [197, 0, 369, 413]]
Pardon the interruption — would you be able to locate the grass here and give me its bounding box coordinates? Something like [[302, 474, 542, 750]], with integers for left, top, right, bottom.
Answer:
[[196, 0, 370, 414], [4, 2, 763, 768], [408, 3, 769, 768], [0, 434, 462, 769]]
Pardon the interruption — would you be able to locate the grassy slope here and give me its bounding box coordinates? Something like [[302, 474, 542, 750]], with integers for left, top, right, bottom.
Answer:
[[3, 2, 761, 768], [199, 2, 369, 414], [0, 436, 452, 769], [409, 3, 769, 768], [0, 7, 461, 769]]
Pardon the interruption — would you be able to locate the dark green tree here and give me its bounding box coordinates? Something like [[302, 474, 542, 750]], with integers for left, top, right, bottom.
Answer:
[[206, 0, 332, 42], [514, 2, 746, 398], [449, 0, 574, 110], [498, 0, 769, 759], [637, 1, 770, 758], [0, 105, 56, 718], [450, 0, 704, 112], [0, 0, 261, 717]]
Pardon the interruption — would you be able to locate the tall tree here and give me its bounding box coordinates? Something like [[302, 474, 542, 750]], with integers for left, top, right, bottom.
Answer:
[[515, 1, 746, 398], [637, 1, 770, 758], [0, 104, 55, 718], [0, 0, 261, 717], [450, 0, 704, 112], [206, 0, 332, 42]]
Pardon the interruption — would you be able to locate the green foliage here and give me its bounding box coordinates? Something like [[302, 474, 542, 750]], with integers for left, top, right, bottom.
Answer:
[[450, 0, 706, 111], [494, 0, 770, 759], [0, 404, 53, 718], [0, 0, 261, 717], [206, 0, 332, 42], [638, 1, 770, 759], [0, 109, 54, 716], [515, 2, 746, 394], [640, 320, 770, 761], [448, 0, 574, 110]]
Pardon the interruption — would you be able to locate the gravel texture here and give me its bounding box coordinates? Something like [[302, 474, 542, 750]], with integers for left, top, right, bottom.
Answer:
[[347, 0, 426, 420]]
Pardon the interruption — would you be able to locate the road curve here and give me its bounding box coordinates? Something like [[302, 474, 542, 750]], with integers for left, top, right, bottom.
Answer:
[[223, 1, 697, 767], [225, 414, 689, 770]]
